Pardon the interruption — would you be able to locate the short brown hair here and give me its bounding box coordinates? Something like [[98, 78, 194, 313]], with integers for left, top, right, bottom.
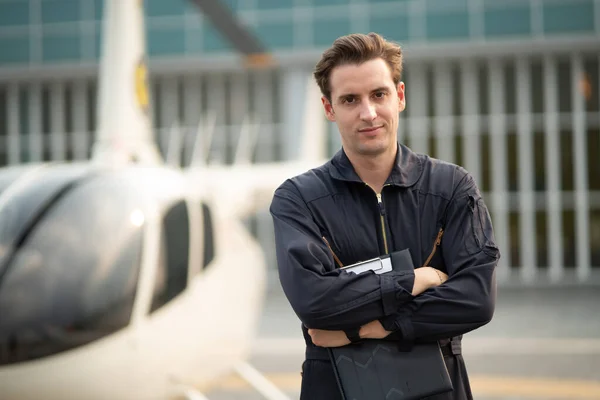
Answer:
[[313, 32, 403, 101]]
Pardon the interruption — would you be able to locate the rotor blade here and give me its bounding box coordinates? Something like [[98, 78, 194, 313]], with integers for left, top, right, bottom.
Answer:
[[187, 0, 273, 67]]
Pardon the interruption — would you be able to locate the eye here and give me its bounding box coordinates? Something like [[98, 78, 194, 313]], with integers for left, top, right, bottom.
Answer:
[[341, 96, 356, 104], [374, 91, 387, 99]]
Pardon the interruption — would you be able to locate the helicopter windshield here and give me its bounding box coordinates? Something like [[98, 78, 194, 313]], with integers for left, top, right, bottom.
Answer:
[[0, 173, 144, 365]]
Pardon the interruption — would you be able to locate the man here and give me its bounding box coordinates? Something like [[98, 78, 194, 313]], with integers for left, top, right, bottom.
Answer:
[[270, 32, 499, 400]]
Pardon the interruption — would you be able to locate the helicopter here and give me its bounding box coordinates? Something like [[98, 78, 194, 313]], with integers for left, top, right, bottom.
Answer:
[[0, 1, 325, 399]]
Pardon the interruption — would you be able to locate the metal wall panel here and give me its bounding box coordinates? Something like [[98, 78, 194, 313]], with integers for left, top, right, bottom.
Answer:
[[543, 56, 565, 283], [28, 83, 43, 162], [50, 82, 66, 161], [1, 46, 598, 284], [460, 60, 482, 188], [488, 60, 511, 282], [406, 65, 429, 154], [72, 80, 89, 160], [516, 58, 537, 282], [7, 83, 20, 165], [571, 54, 592, 281], [433, 63, 455, 164]]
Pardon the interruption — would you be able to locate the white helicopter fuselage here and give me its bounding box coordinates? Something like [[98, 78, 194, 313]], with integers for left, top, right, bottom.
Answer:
[[0, 164, 267, 400]]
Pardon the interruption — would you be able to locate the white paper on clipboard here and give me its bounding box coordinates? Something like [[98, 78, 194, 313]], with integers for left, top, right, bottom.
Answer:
[[340, 255, 393, 275]]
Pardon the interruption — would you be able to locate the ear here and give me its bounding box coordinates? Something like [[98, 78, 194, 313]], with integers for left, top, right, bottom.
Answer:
[[322, 96, 336, 122], [397, 81, 406, 113]]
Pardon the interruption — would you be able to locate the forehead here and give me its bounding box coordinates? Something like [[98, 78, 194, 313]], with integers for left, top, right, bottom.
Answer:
[[329, 58, 395, 97]]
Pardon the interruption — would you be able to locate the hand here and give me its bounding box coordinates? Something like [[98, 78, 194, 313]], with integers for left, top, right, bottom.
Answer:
[[360, 320, 392, 340], [412, 267, 448, 296], [308, 328, 350, 348]]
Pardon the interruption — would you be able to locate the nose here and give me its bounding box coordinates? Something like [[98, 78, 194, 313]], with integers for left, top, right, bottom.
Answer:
[[359, 101, 377, 121]]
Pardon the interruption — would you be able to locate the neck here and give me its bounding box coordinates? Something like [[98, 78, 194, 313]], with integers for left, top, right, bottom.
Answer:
[[346, 144, 398, 193]]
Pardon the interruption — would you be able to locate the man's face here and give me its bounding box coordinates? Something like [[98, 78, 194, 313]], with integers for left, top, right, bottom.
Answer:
[[322, 58, 405, 158]]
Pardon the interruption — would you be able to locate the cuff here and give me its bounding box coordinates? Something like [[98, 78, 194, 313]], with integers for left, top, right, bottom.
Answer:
[[380, 273, 413, 315], [395, 314, 414, 342]]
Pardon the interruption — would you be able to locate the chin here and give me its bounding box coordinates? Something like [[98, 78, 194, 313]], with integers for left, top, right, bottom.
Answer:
[[356, 144, 389, 157], [356, 139, 394, 156]]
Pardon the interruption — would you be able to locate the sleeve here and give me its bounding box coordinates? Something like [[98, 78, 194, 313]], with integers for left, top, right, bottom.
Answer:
[[270, 182, 416, 331], [380, 172, 500, 343]]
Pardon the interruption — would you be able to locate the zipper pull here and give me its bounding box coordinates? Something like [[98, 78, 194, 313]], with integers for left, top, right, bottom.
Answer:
[[376, 193, 386, 215]]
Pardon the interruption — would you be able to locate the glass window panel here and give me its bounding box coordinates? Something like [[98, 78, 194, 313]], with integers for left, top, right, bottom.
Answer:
[[535, 210, 548, 268], [221, 0, 241, 11], [94, 28, 102, 60], [150, 200, 190, 312], [41, 0, 80, 24], [424, 0, 468, 10], [200, 203, 215, 270], [504, 61, 516, 115], [80, 32, 96, 61], [202, 22, 233, 53], [562, 209, 576, 267], [312, 0, 350, 6], [0, 1, 29, 26], [531, 59, 544, 114], [147, 26, 185, 56], [533, 131, 546, 191], [484, 5, 531, 37], [0, 36, 29, 64], [94, 0, 103, 20], [588, 128, 600, 191], [543, 0, 595, 34], [591, 210, 600, 267], [425, 11, 470, 40], [560, 129, 574, 191], [256, 0, 294, 9], [185, 26, 203, 54], [254, 18, 294, 49], [314, 17, 352, 47], [506, 132, 518, 191], [369, 14, 410, 43], [42, 33, 81, 62], [557, 59, 572, 113], [583, 56, 598, 113], [145, 0, 186, 17]]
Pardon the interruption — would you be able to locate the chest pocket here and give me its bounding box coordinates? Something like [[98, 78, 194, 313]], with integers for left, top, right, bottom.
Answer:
[[323, 227, 446, 271]]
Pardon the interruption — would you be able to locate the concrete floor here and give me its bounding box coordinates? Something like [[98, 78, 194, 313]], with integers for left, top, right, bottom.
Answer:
[[205, 285, 600, 400]]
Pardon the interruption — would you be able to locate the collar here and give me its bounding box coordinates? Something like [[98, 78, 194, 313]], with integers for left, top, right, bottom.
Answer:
[[328, 144, 423, 188]]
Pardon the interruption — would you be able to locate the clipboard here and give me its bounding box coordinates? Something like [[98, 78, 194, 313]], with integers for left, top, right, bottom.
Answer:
[[340, 254, 393, 275]]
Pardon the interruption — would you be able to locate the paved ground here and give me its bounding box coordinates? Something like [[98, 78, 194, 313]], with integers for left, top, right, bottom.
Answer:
[[204, 284, 600, 400]]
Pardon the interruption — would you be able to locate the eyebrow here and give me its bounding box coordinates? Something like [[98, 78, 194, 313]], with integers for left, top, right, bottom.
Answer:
[[336, 86, 391, 101]]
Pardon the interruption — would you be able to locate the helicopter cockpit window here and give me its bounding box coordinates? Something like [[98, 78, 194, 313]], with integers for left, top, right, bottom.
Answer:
[[0, 175, 143, 365], [150, 200, 190, 313], [202, 203, 215, 269]]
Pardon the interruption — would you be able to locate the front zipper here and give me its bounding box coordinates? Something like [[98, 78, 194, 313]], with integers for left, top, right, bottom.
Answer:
[[375, 192, 389, 254]]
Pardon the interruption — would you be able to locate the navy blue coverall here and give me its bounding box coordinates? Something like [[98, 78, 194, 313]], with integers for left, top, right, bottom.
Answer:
[[270, 144, 500, 399]]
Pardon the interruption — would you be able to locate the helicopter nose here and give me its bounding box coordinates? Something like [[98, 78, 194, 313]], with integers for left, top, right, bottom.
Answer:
[[0, 165, 144, 366]]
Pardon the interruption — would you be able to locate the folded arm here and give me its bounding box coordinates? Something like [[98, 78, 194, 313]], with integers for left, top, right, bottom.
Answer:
[[308, 173, 499, 347], [270, 182, 440, 331]]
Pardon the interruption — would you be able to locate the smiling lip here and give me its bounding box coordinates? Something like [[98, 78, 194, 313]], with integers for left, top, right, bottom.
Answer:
[[358, 126, 383, 134]]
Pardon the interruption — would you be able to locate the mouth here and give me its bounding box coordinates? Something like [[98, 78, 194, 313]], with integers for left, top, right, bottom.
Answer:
[[358, 126, 383, 135]]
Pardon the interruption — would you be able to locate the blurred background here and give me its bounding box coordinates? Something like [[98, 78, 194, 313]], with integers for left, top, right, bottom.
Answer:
[[0, 0, 599, 399]]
